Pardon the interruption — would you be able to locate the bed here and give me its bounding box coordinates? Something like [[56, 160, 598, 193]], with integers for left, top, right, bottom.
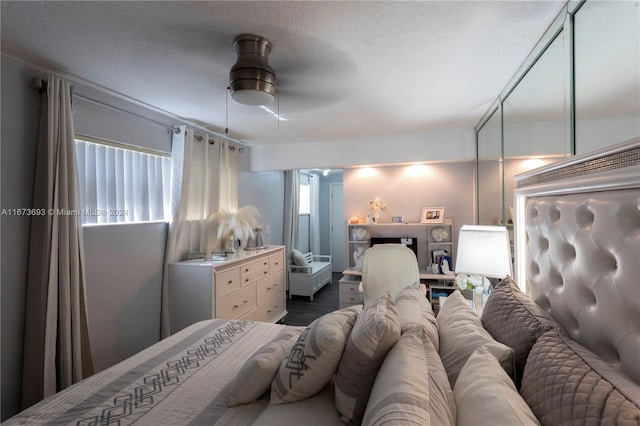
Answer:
[[6, 138, 640, 425]]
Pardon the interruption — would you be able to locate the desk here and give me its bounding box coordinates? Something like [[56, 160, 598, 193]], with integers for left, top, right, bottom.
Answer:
[[339, 269, 455, 309], [341, 268, 454, 282]]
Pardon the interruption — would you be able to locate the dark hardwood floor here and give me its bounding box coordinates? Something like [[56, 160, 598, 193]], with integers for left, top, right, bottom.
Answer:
[[281, 272, 342, 326]]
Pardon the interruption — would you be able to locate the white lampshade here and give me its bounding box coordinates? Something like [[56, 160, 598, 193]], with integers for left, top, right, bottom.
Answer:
[[455, 225, 512, 278]]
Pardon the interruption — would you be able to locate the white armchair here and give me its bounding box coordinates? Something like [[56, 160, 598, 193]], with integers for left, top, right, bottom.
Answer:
[[361, 244, 421, 303]]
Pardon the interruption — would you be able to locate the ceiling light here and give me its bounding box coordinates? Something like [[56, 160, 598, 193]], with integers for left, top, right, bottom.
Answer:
[[229, 34, 277, 106]]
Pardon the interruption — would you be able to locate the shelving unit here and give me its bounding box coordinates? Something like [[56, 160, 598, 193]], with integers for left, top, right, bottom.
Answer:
[[428, 284, 457, 314], [343, 221, 457, 309], [347, 224, 371, 270], [346, 220, 456, 273], [425, 219, 455, 272]]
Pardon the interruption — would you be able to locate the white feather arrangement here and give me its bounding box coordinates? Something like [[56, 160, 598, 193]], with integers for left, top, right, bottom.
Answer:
[[211, 205, 261, 249]]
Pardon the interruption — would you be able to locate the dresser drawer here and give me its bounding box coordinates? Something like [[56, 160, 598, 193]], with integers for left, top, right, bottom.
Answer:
[[257, 270, 284, 304], [241, 258, 270, 286], [339, 280, 361, 294], [238, 308, 258, 321], [215, 267, 241, 298], [257, 292, 285, 323], [269, 252, 284, 274], [216, 285, 257, 319], [340, 293, 362, 306]]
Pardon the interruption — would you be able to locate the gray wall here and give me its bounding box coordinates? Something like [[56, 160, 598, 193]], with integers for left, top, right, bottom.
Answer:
[[237, 152, 285, 247], [1, 54, 41, 421], [0, 54, 171, 420], [83, 223, 166, 372]]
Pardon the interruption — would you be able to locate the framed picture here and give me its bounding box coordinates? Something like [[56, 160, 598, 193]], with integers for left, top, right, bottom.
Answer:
[[421, 207, 445, 224]]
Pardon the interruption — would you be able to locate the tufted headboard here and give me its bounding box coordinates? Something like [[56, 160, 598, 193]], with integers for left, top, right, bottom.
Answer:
[[513, 138, 640, 384]]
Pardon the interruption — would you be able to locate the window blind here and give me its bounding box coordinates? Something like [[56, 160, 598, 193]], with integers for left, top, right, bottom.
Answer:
[[75, 139, 171, 224]]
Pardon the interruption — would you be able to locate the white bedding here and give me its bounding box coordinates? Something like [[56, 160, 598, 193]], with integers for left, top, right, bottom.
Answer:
[[6, 320, 303, 425]]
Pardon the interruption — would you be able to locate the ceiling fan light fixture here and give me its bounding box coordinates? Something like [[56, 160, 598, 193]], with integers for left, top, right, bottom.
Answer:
[[229, 34, 277, 106]]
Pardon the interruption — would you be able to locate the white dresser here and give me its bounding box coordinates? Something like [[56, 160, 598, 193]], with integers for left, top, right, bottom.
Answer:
[[169, 245, 286, 334]]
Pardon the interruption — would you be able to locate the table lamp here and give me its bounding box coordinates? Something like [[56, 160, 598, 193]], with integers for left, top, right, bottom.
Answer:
[[455, 225, 512, 302]]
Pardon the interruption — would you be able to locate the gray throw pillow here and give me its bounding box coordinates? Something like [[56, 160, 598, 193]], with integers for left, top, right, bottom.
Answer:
[[227, 328, 302, 406], [437, 290, 514, 387], [362, 326, 456, 426], [521, 329, 640, 425], [270, 305, 361, 404], [335, 292, 401, 425], [454, 346, 540, 425], [291, 248, 308, 266], [481, 276, 557, 388], [394, 283, 439, 351]]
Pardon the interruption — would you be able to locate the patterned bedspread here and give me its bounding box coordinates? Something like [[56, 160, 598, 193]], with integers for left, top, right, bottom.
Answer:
[[7, 320, 302, 425]]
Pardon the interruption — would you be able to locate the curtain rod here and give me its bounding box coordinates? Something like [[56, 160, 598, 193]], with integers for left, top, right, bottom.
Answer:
[[31, 76, 250, 148], [190, 133, 242, 152]]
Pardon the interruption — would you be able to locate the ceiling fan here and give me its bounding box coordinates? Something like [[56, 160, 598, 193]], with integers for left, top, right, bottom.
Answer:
[[227, 33, 357, 112], [229, 34, 277, 106]]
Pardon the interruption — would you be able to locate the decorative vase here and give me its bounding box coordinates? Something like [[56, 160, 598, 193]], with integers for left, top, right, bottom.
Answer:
[[225, 232, 238, 253]]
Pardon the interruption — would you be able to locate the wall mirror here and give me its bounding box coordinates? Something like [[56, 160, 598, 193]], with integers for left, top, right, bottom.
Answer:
[[477, 107, 503, 226], [574, 1, 640, 154], [502, 29, 571, 221]]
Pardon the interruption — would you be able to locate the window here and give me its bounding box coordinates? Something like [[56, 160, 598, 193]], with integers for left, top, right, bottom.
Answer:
[[299, 183, 310, 214], [75, 138, 171, 224]]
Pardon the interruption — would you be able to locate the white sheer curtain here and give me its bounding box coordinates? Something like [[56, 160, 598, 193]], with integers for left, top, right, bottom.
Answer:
[[161, 126, 238, 337], [22, 76, 94, 409], [75, 140, 171, 224], [218, 139, 238, 211], [283, 170, 301, 268], [309, 174, 321, 254]]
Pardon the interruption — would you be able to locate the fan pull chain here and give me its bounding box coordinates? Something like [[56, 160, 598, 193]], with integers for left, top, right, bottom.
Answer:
[[225, 87, 230, 134], [277, 93, 280, 130]]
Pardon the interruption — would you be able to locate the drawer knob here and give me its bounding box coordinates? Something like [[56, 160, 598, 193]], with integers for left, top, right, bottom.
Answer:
[[233, 300, 249, 308], [228, 280, 233, 284], [264, 262, 268, 265], [264, 271, 268, 275], [267, 286, 272, 290]]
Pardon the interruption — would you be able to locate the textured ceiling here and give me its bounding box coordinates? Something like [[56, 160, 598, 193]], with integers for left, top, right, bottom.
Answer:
[[1, 1, 567, 146]]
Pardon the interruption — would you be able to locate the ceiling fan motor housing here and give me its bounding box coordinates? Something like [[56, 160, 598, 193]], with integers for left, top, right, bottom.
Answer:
[[230, 34, 277, 106]]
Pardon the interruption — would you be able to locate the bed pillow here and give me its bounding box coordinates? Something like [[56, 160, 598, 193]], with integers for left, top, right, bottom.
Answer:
[[291, 248, 308, 266], [481, 276, 557, 387], [335, 292, 401, 425], [454, 346, 540, 425], [394, 283, 439, 351], [270, 305, 361, 404], [362, 326, 456, 426], [437, 290, 514, 387], [521, 329, 640, 425], [227, 328, 302, 406]]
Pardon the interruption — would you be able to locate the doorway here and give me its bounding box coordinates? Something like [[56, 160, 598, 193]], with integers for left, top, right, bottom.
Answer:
[[330, 183, 346, 272]]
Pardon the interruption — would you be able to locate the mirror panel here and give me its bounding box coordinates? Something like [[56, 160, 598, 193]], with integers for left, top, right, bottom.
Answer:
[[503, 31, 569, 158], [502, 31, 570, 221], [477, 109, 503, 225], [574, 1, 640, 154]]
